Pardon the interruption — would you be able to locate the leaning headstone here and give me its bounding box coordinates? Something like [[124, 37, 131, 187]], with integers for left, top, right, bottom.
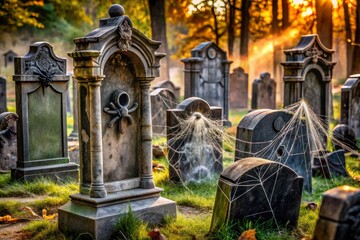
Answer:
[[282, 34, 336, 124], [340, 74, 360, 138], [312, 150, 349, 178], [182, 42, 232, 126], [210, 157, 303, 232], [0, 77, 7, 113], [153, 80, 180, 101], [313, 185, 360, 240], [151, 88, 177, 134], [58, 5, 176, 240], [167, 97, 223, 182], [235, 109, 312, 192], [11, 42, 78, 181], [251, 72, 276, 109], [0, 112, 18, 171], [230, 67, 248, 109]]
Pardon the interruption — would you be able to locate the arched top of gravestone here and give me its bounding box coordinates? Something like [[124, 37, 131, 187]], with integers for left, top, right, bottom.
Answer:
[[283, 34, 335, 66], [254, 72, 276, 85], [71, 4, 164, 78], [232, 67, 246, 75], [14, 42, 66, 76], [176, 97, 213, 116], [150, 87, 177, 101], [188, 41, 228, 60], [221, 157, 299, 183], [154, 80, 180, 91], [341, 74, 360, 92]]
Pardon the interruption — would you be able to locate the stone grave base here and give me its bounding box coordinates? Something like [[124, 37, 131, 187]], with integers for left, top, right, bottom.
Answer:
[[11, 162, 79, 182], [58, 188, 176, 240]]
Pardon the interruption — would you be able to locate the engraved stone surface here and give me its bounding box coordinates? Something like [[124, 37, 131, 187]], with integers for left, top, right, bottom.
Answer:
[[230, 67, 248, 109], [0, 77, 7, 113], [251, 72, 276, 109]]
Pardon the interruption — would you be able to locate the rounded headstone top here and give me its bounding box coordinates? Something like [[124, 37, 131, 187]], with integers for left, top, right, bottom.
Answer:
[[108, 4, 125, 17]]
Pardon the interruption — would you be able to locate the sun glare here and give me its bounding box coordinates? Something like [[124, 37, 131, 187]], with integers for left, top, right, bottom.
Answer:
[[301, 7, 313, 18]]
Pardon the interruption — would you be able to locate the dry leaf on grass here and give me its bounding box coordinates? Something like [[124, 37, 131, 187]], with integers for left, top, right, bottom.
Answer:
[[238, 229, 256, 240]]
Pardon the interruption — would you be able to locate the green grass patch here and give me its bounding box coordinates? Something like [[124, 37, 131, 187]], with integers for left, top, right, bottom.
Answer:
[[22, 220, 65, 240]]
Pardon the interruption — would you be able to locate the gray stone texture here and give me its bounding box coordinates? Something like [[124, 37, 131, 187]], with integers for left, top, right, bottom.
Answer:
[[182, 42, 232, 126], [313, 185, 360, 240], [0, 112, 18, 171], [11, 42, 78, 182], [282, 34, 335, 124], [341, 74, 360, 138], [235, 109, 312, 192], [0, 77, 7, 113], [58, 4, 176, 238], [251, 72, 276, 109], [210, 157, 303, 232], [230, 67, 248, 109], [151, 88, 177, 134], [313, 150, 349, 178], [153, 80, 180, 101], [167, 97, 223, 182]]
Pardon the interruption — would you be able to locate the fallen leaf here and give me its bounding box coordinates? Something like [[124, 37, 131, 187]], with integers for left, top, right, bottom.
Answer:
[[238, 229, 256, 240]]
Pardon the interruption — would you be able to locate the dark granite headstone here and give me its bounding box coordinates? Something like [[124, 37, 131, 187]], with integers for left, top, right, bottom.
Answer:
[[167, 97, 223, 182], [235, 109, 312, 192], [58, 5, 176, 240], [210, 157, 303, 232], [0, 112, 18, 171], [251, 72, 276, 109], [230, 67, 248, 109], [313, 150, 349, 178], [153, 80, 180, 101], [182, 42, 232, 126], [0, 77, 7, 113], [151, 88, 177, 134], [313, 185, 360, 240], [341, 74, 360, 138], [332, 124, 358, 152], [11, 42, 78, 182], [282, 34, 335, 124]]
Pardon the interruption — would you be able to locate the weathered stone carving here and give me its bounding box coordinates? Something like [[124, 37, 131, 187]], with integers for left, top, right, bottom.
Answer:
[[118, 20, 132, 51], [0, 112, 18, 171]]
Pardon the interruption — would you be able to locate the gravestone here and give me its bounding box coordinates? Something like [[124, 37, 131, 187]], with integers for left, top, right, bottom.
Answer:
[[230, 67, 248, 109], [0, 77, 7, 113], [182, 42, 232, 126], [282, 34, 335, 124], [3, 50, 17, 68], [340, 74, 360, 138], [313, 185, 360, 240], [68, 77, 78, 140], [332, 124, 358, 152], [235, 109, 312, 192], [167, 97, 223, 182], [251, 72, 276, 109], [151, 88, 177, 134], [11, 42, 78, 181], [58, 5, 176, 240], [153, 80, 180, 101], [0, 112, 18, 171], [210, 157, 303, 232], [312, 150, 349, 178]]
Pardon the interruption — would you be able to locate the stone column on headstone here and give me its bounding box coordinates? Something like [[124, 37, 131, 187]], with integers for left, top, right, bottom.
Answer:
[[222, 60, 231, 122], [139, 78, 155, 189], [183, 58, 203, 99], [0, 77, 7, 113]]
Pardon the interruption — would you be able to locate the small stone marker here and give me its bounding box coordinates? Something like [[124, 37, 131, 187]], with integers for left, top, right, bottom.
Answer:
[[167, 97, 223, 182], [210, 157, 303, 232], [230, 67, 248, 109], [341, 74, 360, 138], [235, 109, 312, 192], [313, 185, 360, 240], [153, 80, 180, 101], [151, 88, 177, 134], [182, 42, 232, 126], [251, 72, 276, 109], [312, 150, 349, 178], [0, 112, 18, 171], [0, 77, 7, 113], [11, 42, 78, 181]]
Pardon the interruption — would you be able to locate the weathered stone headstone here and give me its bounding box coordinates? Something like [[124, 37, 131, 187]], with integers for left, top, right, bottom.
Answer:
[[182, 42, 232, 126], [235, 109, 312, 192], [3, 50, 17, 68], [167, 97, 223, 182], [312, 150, 349, 178], [340, 74, 360, 138], [0, 77, 7, 113], [0, 112, 18, 171], [151, 88, 177, 134], [230, 67, 248, 109], [282, 34, 335, 124], [251, 72, 276, 109], [11, 42, 78, 181], [58, 5, 176, 240], [332, 124, 358, 152], [153, 80, 180, 101], [210, 157, 303, 232], [313, 185, 360, 240]]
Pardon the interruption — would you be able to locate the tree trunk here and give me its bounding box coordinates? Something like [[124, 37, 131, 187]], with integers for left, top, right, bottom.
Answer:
[[227, 0, 235, 57], [315, 0, 333, 48], [351, 0, 360, 74], [344, 0, 353, 76], [282, 0, 289, 30], [149, 0, 169, 80], [273, 0, 281, 104], [240, 0, 251, 72]]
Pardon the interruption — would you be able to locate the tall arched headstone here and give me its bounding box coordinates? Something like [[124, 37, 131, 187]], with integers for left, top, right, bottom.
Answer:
[[58, 5, 176, 239], [282, 34, 335, 124], [182, 42, 232, 126], [230, 67, 248, 109], [11, 42, 78, 181]]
